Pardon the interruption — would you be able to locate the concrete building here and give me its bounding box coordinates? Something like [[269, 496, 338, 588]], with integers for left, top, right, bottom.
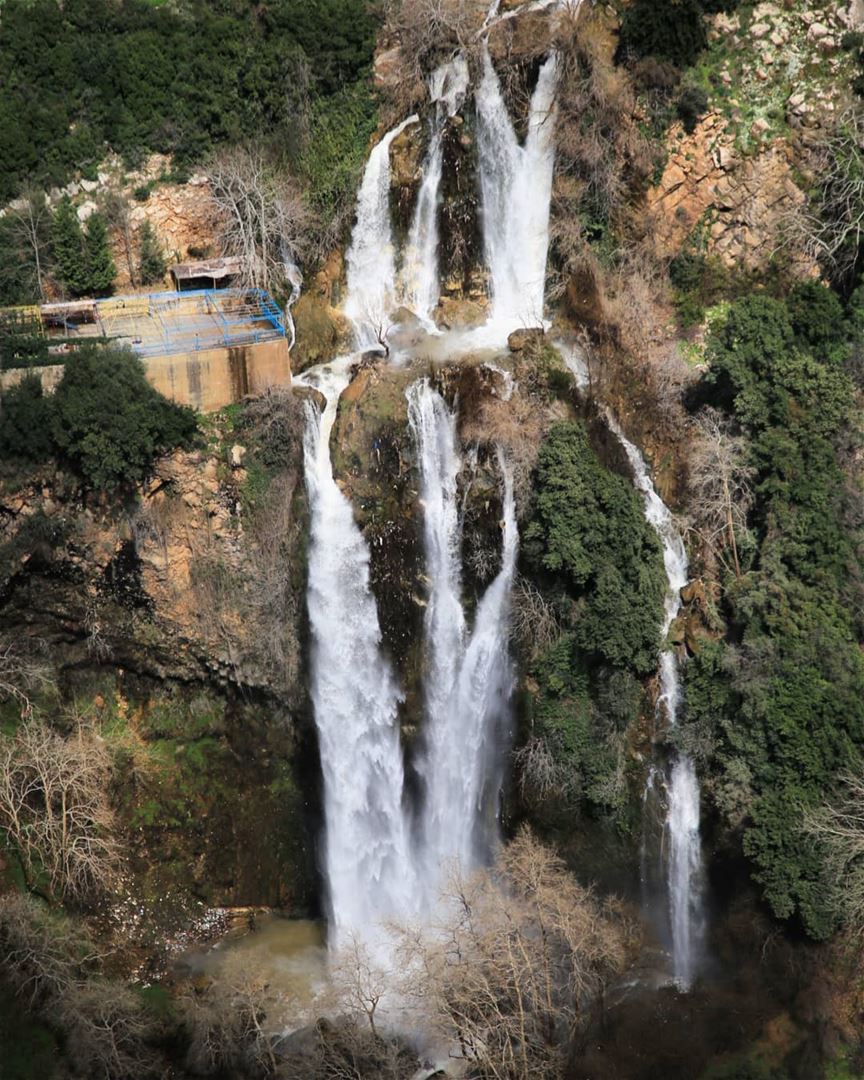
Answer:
[[1, 288, 291, 412]]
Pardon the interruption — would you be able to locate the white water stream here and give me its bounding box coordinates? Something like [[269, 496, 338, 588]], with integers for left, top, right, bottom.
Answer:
[[475, 46, 558, 334], [299, 356, 418, 951], [605, 416, 705, 990], [343, 114, 419, 350], [408, 381, 518, 885], [559, 345, 705, 988], [401, 56, 470, 324]]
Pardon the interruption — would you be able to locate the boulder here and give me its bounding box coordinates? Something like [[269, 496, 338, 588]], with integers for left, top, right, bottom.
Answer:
[[507, 327, 545, 352], [287, 385, 326, 415], [390, 124, 424, 190], [433, 296, 488, 330]]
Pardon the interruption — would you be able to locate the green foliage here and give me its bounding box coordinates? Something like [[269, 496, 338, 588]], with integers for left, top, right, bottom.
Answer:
[[618, 0, 708, 68], [786, 280, 846, 360], [299, 79, 378, 224], [137, 221, 166, 286], [668, 251, 776, 328], [0, 374, 55, 462], [686, 292, 864, 937], [676, 84, 709, 133], [0, 311, 51, 370], [82, 213, 116, 296], [52, 202, 116, 298], [50, 344, 196, 489], [0, 0, 380, 203], [51, 197, 87, 298], [525, 422, 666, 675]]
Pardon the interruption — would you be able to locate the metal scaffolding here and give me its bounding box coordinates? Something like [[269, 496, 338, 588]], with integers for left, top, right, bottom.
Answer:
[[8, 288, 287, 360]]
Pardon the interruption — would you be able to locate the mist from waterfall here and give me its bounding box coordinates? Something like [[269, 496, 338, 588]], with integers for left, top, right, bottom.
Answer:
[[408, 380, 518, 886], [475, 46, 558, 333], [344, 114, 418, 350], [401, 56, 470, 324]]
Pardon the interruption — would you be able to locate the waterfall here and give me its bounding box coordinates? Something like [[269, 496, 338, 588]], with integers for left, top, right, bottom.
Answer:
[[408, 380, 518, 882], [344, 114, 419, 351], [475, 47, 558, 334], [281, 258, 302, 352], [401, 56, 470, 324], [299, 359, 418, 951], [557, 344, 704, 987], [605, 415, 704, 991]]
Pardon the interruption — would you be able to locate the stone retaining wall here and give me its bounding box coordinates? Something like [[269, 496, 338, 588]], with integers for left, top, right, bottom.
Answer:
[[0, 337, 291, 413]]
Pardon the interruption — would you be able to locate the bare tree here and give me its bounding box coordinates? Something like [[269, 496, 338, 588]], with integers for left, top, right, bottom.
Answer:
[[513, 735, 581, 805], [805, 771, 864, 937], [61, 980, 160, 1079], [0, 894, 160, 1077], [383, 0, 482, 111], [102, 191, 137, 288], [328, 935, 389, 1038], [207, 145, 314, 293], [398, 829, 631, 1080], [0, 713, 121, 903], [4, 187, 52, 302], [687, 407, 755, 580], [510, 577, 560, 659], [0, 638, 52, 717], [0, 892, 98, 1008], [784, 109, 864, 285], [181, 954, 282, 1076]]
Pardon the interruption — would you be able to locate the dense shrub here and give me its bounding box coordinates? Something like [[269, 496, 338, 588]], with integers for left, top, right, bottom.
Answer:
[[525, 422, 666, 675], [0, 374, 55, 463], [786, 280, 846, 359], [137, 221, 167, 287], [51, 345, 196, 489], [676, 85, 709, 134], [0, 0, 380, 203], [685, 293, 863, 938], [516, 422, 664, 817], [617, 0, 707, 68]]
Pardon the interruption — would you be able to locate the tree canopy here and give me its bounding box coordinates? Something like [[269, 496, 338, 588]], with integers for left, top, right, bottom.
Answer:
[[0, 0, 380, 203], [685, 291, 864, 938]]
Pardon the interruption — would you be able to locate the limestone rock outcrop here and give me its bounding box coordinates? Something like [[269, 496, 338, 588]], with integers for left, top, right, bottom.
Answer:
[[647, 114, 814, 276]]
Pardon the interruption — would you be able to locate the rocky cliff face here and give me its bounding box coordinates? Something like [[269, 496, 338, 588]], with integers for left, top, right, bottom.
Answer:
[[0, 413, 317, 919], [647, 115, 812, 275]]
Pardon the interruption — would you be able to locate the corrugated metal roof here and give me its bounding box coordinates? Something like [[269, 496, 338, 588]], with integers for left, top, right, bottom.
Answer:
[[170, 256, 244, 281]]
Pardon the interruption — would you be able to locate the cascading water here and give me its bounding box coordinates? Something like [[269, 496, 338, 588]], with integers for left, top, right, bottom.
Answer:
[[401, 57, 470, 324], [557, 345, 705, 987], [605, 415, 705, 990], [408, 380, 518, 882], [343, 114, 419, 350], [299, 0, 557, 959], [299, 358, 418, 951], [475, 46, 558, 333]]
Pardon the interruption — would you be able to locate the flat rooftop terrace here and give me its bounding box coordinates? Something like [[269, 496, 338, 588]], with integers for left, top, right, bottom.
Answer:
[[37, 288, 287, 359]]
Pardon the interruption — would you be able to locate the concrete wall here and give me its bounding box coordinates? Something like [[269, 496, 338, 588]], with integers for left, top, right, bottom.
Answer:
[[0, 337, 291, 413]]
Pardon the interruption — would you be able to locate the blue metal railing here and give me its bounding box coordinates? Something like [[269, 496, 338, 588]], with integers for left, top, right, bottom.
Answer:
[[89, 287, 289, 359]]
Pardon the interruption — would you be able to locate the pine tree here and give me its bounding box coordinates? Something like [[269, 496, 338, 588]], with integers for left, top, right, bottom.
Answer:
[[83, 213, 116, 297], [52, 196, 88, 298], [137, 220, 166, 286]]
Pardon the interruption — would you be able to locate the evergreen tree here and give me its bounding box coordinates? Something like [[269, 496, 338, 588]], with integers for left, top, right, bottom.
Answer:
[[52, 196, 87, 297], [137, 221, 166, 286], [83, 213, 115, 297]]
